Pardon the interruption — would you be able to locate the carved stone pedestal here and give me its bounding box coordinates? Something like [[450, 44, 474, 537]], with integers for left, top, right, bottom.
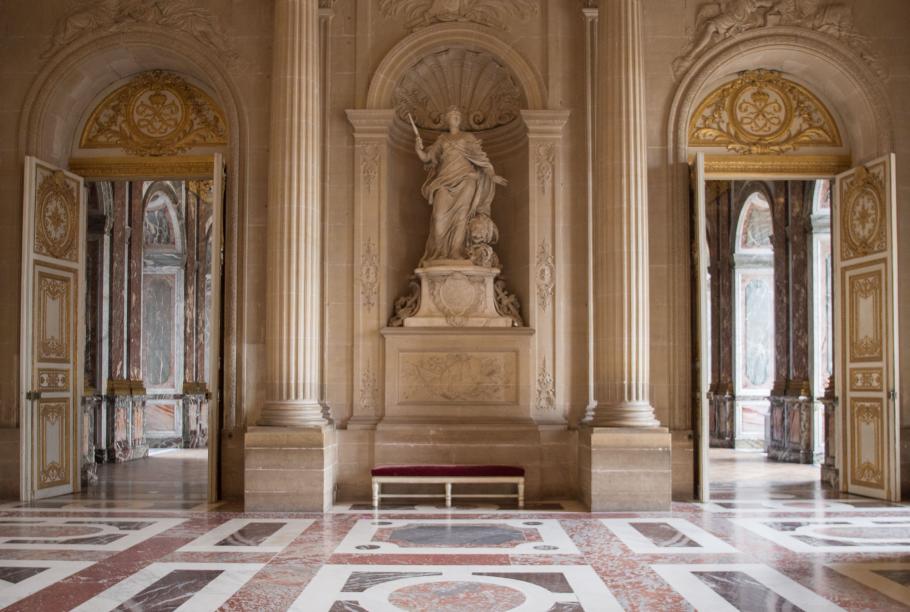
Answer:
[[404, 262, 515, 328], [243, 425, 336, 512], [579, 427, 671, 511]]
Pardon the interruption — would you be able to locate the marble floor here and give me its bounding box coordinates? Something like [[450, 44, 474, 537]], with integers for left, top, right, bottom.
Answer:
[[1, 484, 908, 611]]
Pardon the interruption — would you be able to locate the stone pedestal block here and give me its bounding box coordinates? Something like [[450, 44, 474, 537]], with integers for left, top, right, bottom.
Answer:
[[579, 427, 671, 511], [404, 262, 514, 328], [244, 425, 336, 512]]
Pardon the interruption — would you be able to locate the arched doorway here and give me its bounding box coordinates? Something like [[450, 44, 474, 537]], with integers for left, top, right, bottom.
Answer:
[[672, 36, 900, 502], [18, 39, 240, 504]]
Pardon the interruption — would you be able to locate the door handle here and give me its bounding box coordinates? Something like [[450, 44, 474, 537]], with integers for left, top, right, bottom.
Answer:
[[25, 391, 42, 401]]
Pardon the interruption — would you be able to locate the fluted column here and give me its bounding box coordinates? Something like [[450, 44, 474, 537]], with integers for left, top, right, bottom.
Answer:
[[259, 0, 328, 427], [586, 0, 659, 428]]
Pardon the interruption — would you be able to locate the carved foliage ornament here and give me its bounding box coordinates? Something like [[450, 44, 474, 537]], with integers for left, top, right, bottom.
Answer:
[[378, 0, 539, 31], [44, 0, 239, 65], [673, 0, 882, 79], [35, 170, 79, 262], [360, 238, 380, 310], [536, 358, 555, 411], [536, 240, 555, 311], [689, 70, 841, 154], [840, 165, 887, 261], [81, 70, 228, 157], [394, 48, 522, 132]]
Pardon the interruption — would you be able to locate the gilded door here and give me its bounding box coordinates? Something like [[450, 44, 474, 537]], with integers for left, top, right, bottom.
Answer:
[[834, 155, 900, 500], [20, 157, 85, 499]]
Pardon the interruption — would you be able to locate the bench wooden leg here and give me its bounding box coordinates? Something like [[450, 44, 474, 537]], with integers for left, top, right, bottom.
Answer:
[[518, 481, 525, 509], [372, 480, 380, 509], [445, 482, 452, 508]]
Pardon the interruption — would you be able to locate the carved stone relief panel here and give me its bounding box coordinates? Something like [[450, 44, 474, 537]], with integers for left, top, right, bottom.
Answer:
[[394, 48, 522, 132], [360, 237, 380, 311], [398, 351, 517, 404], [536, 240, 555, 311], [689, 70, 841, 154], [80, 70, 227, 157], [673, 1, 881, 79], [536, 358, 555, 411], [378, 0, 539, 31]]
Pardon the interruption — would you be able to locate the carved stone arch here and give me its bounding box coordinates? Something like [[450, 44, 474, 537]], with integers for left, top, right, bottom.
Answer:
[[18, 27, 248, 429], [366, 23, 547, 111], [668, 27, 894, 164]]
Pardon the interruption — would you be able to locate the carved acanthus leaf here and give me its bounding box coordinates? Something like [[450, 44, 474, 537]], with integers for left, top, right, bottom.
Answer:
[[536, 358, 555, 411], [536, 240, 555, 311], [378, 0, 539, 31], [394, 48, 522, 132], [360, 237, 380, 310], [45, 0, 239, 66], [673, 0, 882, 80]]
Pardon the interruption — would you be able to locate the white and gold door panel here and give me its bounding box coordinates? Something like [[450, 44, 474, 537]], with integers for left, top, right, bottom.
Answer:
[[20, 157, 85, 499], [833, 155, 900, 501]]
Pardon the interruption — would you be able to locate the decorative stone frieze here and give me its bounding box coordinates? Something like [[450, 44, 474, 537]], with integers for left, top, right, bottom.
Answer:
[[378, 0, 539, 31]]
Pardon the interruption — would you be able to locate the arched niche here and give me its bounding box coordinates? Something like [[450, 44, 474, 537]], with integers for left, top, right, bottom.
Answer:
[[347, 23, 568, 428]]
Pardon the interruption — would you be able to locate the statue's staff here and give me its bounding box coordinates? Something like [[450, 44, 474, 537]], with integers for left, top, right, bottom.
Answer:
[[407, 113, 422, 147]]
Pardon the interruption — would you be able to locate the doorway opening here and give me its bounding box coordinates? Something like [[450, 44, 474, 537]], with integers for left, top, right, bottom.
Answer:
[[79, 177, 219, 505], [697, 174, 837, 501]]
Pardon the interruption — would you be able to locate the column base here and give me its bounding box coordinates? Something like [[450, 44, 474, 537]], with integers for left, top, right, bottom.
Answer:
[[579, 426, 671, 511], [244, 425, 336, 512], [259, 400, 331, 427]]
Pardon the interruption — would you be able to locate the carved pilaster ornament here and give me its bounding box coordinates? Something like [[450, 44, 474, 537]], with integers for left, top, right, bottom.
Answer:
[[44, 0, 239, 65], [673, 0, 882, 80], [536, 240, 555, 311], [688, 69, 841, 155], [536, 358, 556, 411], [358, 143, 381, 192], [359, 362, 377, 413], [536, 143, 555, 194], [360, 238, 380, 310], [378, 0, 539, 31]]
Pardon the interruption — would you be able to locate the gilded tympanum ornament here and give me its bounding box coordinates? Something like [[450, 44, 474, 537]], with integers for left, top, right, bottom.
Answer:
[[35, 171, 79, 262], [840, 166, 887, 260], [81, 70, 227, 156], [689, 70, 841, 154]]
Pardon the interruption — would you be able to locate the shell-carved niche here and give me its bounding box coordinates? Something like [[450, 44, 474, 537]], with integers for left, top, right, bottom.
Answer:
[[394, 48, 523, 132], [689, 69, 842, 154], [80, 70, 227, 156]]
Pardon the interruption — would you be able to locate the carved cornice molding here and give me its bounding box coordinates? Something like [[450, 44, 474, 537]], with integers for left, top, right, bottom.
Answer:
[[689, 69, 841, 155], [673, 1, 883, 81], [44, 0, 240, 67], [378, 0, 539, 31]]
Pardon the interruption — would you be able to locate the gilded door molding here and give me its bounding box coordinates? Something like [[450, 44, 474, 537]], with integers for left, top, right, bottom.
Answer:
[[834, 155, 900, 501], [20, 157, 85, 500]]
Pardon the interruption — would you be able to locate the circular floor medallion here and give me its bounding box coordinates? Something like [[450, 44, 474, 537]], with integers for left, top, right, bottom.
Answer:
[[388, 580, 526, 611]]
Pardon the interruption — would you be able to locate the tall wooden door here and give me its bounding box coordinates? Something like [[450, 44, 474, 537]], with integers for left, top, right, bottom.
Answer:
[[693, 153, 711, 501], [833, 155, 901, 501], [207, 153, 224, 503], [20, 157, 85, 500]]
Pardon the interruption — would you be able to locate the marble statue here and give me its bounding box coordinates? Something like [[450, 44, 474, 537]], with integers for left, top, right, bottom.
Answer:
[[412, 106, 507, 267]]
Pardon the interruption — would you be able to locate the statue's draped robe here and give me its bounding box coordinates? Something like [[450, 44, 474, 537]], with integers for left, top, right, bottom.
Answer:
[[420, 132, 496, 265]]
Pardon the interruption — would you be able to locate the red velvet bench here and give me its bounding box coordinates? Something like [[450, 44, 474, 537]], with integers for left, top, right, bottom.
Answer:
[[371, 464, 525, 509]]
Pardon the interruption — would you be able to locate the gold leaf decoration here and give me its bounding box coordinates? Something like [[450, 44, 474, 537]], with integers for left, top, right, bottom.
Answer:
[[689, 69, 841, 154], [840, 165, 887, 260], [80, 70, 227, 157], [35, 170, 79, 261]]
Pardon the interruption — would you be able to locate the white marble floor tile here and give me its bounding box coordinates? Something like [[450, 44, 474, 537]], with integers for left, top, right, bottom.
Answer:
[[601, 517, 738, 554], [178, 518, 315, 553], [0, 517, 186, 551], [652, 563, 844, 612], [730, 516, 910, 553], [71, 562, 264, 612], [0, 559, 94, 608]]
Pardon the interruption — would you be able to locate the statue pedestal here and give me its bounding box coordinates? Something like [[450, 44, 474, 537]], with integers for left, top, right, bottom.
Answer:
[[403, 261, 514, 328]]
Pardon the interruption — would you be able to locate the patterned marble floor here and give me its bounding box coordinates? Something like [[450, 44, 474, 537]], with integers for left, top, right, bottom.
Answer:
[[1, 488, 908, 611]]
